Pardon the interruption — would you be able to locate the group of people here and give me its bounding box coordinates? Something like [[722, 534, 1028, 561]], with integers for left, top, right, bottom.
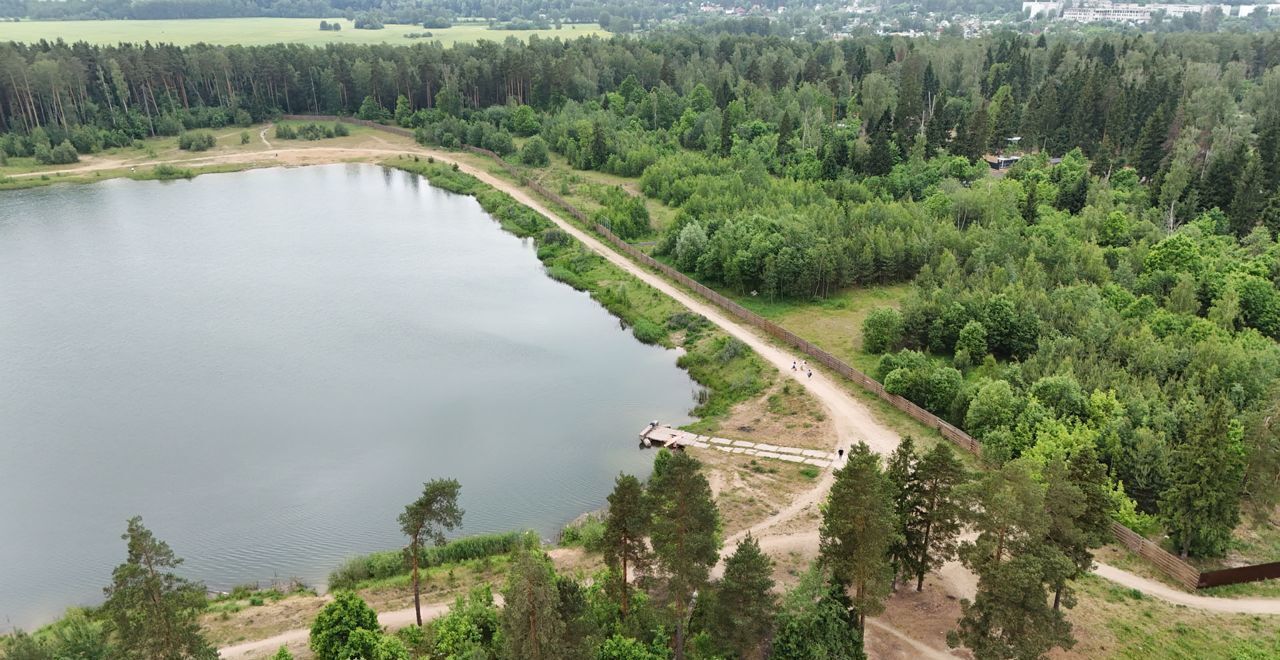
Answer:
[[790, 360, 812, 379]]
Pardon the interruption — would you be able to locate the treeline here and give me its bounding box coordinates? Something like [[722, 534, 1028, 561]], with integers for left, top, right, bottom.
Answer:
[[7, 0, 688, 24], [4, 27, 1280, 556], [2, 443, 1120, 660]]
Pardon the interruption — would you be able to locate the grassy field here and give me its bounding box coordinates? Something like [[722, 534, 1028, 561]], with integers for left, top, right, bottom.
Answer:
[[1, 18, 607, 46]]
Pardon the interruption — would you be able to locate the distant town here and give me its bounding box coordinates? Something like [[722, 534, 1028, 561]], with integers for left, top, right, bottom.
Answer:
[[1025, 0, 1280, 23]]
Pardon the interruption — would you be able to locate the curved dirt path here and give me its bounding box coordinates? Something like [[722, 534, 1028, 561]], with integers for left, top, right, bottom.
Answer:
[[31, 142, 1276, 626]]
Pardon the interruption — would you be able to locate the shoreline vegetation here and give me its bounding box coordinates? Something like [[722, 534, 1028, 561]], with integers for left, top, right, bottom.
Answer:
[[2, 146, 778, 636]]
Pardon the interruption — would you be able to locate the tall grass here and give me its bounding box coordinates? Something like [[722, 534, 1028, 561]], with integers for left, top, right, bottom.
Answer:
[[327, 531, 525, 590]]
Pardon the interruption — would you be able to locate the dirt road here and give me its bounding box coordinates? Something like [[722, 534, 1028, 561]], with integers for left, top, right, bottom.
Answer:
[[25, 143, 1271, 656]]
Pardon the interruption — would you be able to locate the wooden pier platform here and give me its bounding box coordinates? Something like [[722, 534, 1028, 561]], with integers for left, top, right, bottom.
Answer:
[[639, 423, 839, 468]]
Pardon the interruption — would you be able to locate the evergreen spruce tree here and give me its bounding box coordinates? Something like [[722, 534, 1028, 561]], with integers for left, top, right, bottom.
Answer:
[[777, 110, 794, 160], [1199, 144, 1245, 215], [1134, 104, 1170, 179], [819, 442, 899, 632], [719, 105, 734, 157], [602, 473, 651, 619], [1161, 397, 1247, 558], [1230, 154, 1266, 236], [707, 534, 776, 659], [648, 451, 721, 660]]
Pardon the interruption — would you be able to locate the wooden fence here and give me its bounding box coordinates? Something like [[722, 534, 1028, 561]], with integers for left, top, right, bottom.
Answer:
[[291, 115, 1274, 592], [1109, 523, 1202, 590]]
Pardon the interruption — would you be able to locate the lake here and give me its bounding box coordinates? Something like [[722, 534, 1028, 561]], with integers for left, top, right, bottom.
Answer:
[[0, 164, 695, 630]]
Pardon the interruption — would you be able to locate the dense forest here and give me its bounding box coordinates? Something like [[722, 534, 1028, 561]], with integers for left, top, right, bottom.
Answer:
[[3, 28, 1280, 556], [1, 0, 804, 23], [4, 24, 1280, 657]]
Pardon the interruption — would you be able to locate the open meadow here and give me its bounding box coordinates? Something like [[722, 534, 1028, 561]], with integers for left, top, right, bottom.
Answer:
[[0, 18, 607, 46]]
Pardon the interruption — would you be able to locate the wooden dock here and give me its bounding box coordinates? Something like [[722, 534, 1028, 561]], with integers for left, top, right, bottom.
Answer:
[[639, 423, 838, 468]]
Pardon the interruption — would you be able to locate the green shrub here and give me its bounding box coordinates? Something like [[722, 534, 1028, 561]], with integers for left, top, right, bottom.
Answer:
[[861, 307, 903, 354], [519, 135, 550, 166], [631, 318, 666, 344], [327, 532, 524, 590], [559, 514, 606, 550], [151, 164, 194, 180], [178, 131, 217, 151]]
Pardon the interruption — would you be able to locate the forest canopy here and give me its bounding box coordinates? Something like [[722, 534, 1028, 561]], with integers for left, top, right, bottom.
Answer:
[[3, 27, 1280, 556]]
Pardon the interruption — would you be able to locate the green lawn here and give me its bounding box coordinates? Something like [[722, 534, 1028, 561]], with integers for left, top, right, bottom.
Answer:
[[1, 18, 607, 47]]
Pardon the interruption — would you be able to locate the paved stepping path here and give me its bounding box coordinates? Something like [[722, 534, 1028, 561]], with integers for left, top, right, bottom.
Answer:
[[639, 424, 840, 468]]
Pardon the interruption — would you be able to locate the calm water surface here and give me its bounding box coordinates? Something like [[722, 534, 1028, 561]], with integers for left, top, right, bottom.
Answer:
[[0, 165, 695, 629]]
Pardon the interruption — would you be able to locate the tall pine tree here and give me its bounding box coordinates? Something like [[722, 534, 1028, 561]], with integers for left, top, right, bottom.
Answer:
[[648, 451, 721, 660], [908, 442, 968, 592], [102, 517, 216, 660], [602, 473, 650, 619], [819, 442, 899, 632]]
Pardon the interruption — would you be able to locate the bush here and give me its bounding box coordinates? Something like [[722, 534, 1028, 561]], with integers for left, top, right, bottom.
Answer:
[[177, 131, 216, 152], [152, 164, 194, 180], [333, 122, 350, 137], [631, 318, 666, 345], [862, 307, 903, 354], [559, 514, 605, 549], [519, 135, 550, 166], [240, 131, 250, 145], [275, 124, 297, 140], [310, 592, 379, 660], [328, 532, 523, 590], [34, 139, 79, 165]]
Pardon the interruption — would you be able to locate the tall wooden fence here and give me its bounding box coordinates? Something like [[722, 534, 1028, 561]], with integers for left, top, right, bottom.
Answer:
[[291, 115, 1275, 592]]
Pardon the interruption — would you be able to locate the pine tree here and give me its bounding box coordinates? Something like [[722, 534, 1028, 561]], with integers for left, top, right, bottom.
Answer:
[[1044, 446, 1113, 610], [949, 460, 1075, 659], [1022, 178, 1039, 224], [102, 517, 216, 660], [1199, 144, 1244, 215], [1230, 154, 1266, 236], [866, 128, 894, 177], [819, 442, 899, 632], [777, 110, 794, 160], [399, 478, 464, 626], [957, 104, 990, 161], [707, 534, 776, 659], [719, 105, 734, 157], [1134, 104, 1169, 179], [589, 122, 608, 170], [602, 473, 650, 619], [1161, 397, 1247, 558], [501, 545, 568, 660], [909, 442, 968, 591], [884, 436, 921, 589], [648, 451, 721, 660]]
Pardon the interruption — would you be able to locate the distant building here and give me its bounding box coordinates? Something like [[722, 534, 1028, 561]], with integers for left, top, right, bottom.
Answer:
[[1031, 0, 1280, 23]]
